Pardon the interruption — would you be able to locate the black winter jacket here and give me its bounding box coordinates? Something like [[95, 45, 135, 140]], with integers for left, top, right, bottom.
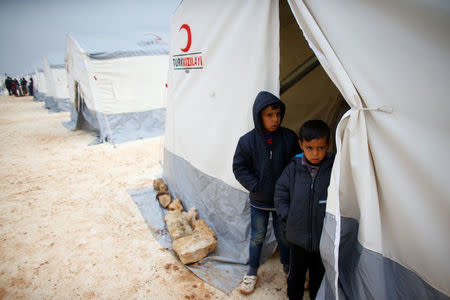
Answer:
[[274, 153, 334, 252], [232, 91, 299, 208]]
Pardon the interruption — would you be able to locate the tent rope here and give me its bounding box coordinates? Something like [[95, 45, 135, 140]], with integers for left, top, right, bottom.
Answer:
[[351, 106, 393, 113]]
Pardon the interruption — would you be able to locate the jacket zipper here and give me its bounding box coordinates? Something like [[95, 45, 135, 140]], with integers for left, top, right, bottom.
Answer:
[[309, 176, 315, 251], [260, 138, 272, 183]]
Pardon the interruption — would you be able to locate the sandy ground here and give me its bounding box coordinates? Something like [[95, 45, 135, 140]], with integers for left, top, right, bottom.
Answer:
[[0, 95, 294, 299]]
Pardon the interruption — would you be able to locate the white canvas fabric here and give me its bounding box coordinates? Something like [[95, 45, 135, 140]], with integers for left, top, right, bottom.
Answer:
[[51, 68, 70, 100], [42, 57, 69, 99], [162, 0, 281, 291], [65, 33, 169, 143], [33, 68, 48, 100], [66, 33, 168, 114], [165, 0, 280, 191], [164, 0, 450, 298], [38, 71, 47, 95], [287, 0, 450, 297], [0, 75, 5, 95], [86, 55, 167, 114], [42, 56, 70, 111], [65, 36, 96, 112]]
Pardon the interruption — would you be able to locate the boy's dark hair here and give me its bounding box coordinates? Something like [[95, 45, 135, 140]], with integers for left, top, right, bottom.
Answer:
[[271, 103, 280, 110], [263, 103, 280, 111], [299, 120, 330, 142]]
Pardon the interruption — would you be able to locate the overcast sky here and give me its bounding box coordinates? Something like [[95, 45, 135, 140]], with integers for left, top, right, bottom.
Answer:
[[0, 0, 179, 76]]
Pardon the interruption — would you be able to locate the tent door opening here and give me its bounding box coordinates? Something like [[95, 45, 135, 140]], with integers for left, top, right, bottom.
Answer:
[[73, 81, 99, 134], [279, 0, 349, 153], [74, 81, 81, 113]]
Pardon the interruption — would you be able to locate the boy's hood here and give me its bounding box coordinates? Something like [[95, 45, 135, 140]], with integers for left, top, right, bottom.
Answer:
[[252, 91, 286, 135]]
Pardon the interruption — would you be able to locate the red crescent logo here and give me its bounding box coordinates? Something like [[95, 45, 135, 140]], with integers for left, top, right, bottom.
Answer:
[[179, 24, 192, 53]]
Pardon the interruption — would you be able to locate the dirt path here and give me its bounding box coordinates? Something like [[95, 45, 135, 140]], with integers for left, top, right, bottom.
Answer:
[[0, 95, 289, 299]]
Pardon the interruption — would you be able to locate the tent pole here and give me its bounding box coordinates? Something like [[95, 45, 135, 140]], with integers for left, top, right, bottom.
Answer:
[[280, 55, 319, 95]]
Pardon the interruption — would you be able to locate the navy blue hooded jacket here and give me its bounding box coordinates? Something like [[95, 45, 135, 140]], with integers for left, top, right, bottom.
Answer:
[[232, 91, 300, 208], [274, 153, 335, 252]]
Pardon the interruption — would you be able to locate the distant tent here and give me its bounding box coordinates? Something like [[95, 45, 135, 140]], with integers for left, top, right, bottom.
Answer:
[[0, 75, 5, 95], [42, 56, 70, 112], [165, 0, 450, 299], [64, 32, 168, 144], [32, 68, 47, 102]]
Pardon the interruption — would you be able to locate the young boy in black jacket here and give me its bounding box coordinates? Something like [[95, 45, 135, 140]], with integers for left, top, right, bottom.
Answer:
[[274, 120, 334, 300], [233, 91, 300, 295]]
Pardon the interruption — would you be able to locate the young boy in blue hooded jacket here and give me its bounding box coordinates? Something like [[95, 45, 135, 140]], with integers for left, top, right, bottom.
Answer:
[[274, 120, 335, 300], [233, 91, 300, 295]]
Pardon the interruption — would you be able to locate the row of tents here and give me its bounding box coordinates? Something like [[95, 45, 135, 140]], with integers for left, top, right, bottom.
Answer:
[[31, 32, 168, 143], [22, 0, 450, 298]]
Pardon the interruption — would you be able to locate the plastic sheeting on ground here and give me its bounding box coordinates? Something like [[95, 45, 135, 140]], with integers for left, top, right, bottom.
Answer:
[[33, 90, 45, 102], [63, 100, 165, 144], [44, 96, 71, 113], [128, 181, 277, 294]]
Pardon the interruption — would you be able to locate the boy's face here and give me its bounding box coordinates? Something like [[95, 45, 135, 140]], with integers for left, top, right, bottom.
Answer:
[[261, 105, 281, 134], [299, 137, 329, 165]]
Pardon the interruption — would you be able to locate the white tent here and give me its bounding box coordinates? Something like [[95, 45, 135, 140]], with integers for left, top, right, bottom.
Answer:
[[164, 0, 450, 298], [64, 32, 169, 144], [0, 75, 5, 96], [42, 56, 70, 112], [32, 67, 47, 102]]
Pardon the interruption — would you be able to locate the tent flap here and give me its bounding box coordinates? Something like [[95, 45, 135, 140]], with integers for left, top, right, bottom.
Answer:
[[289, 0, 450, 298]]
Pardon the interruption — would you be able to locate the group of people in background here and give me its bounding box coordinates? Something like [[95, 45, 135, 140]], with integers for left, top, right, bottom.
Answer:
[[4, 76, 33, 97]]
